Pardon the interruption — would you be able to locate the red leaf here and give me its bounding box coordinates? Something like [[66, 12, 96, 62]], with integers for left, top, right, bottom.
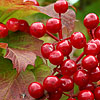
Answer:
[[0, 43, 8, 49]]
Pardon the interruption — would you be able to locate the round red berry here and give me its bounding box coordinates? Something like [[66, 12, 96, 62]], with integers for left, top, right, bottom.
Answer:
[[70, 32, 86, 49], [24, 0, 39, 6], [78, 90, 94, 100], [43, 75, 61, 92], [46, 18, 61, 33], [49, 50, 64, 65], [82, 55, 98, 70], [54, 0, 68, 13], [84, 13, 99, 29], [56, 40, 72, 56], [67, 98, 76, 100], [30, 22, 46, 38], [28, 82, 44, 98], [0, 24, 8, 38], [94, 87, 100, 100], [6, 18, 19, 32], [61, 59, 77, 76], [95, 26, 100, 39]]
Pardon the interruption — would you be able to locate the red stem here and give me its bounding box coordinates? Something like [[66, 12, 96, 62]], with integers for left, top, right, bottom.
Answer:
[[76, 52, 85, 63], [63, 92, 71, 97], [46, 31, 59, 41], [90, 29, 95, 39], [64, 37, 71, 40]]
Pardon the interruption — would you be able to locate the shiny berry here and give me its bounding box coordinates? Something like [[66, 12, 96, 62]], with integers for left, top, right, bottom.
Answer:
[[28, 82, 44, 98], [46, 18, 61, 33], [56, 40, 72, 56], [95, 26, 100, 39], [54, 0, 68, 13], [73, 70, 89, 87], [78, 90, 94, 100], [60, 76, 74, 92], [41, 43, 55, 59], [19, 20, 29, 33], [24, 0, 39, 6], [84, 13, 99, 29], [61, 59, 77, 76], [94, 87, 100, 100], [30, 22, 46, 38], [89, 66, 100, 82], [67, 98, 76, 100], [43, 75, 61, 92], [84, 42, 99, 56], [82, 55, 98, 70], [70, 32, 86, 49], [49, 50, 64, 65], [6, 18, 19, 32], [0, 24, 8, 38]]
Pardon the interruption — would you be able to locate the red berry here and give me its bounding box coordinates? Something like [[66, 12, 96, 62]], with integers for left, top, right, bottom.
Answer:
[[41, 43, 55, 59], [82, 55, 98, 70], [43, 75, 61, 92], [6, 18, 19, 32], [95, 26, 100, 39], [49, 50, 64, 65], [60, 76, 74, 92], [94, 87, 100, 100], [89, 66, 100, 82], [84, 42, 99, 56], [54, 0, 68, 13], [84, 13, 99, 29], [70, 32, 86, 49], [67, 98, 76, 100], [61, 59, 77, 76], [73, 70, 89, 87], [0, 24, 8, 38], [56, 40, 72, 56], [30, 22, 46, 38], [28, 82, 44, 98], [24, 0, 39, 6], [46, 18, 61, 33], [19, 20, 29, 33], [78, 90, 94, 100]]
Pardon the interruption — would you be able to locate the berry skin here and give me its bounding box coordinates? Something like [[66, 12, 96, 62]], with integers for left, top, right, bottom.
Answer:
[[30, 22, 46, 38], [49, 50, 64, 65], [46, 18, 61, 33], [60, 76, 74, 92], [82, 55, 98, 70], [43, 75, 61, 92], [94, 87, 100, 100], [19, 20, 29, 33], [6, 18, 19, 32], [0, 24, 8, 38], [28, 82, 44, 98], [84, 42, 99, 56], [54, 0, 68, 13], [84, 13, 99, 29], [95, 26, 100, 39], [78, 90, 94, 100], [67, 98, 76, 100], [89, 66, 100, 82], [61, 59, 77, 76], [73, 70, 89, 87], [56, 40, 72, 56], [24, 0, 39, 6], [41, 43, 55, 59], [70, 32, 86, 49]]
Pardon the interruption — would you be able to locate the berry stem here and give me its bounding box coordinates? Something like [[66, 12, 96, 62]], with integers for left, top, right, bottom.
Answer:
[[64, 37, 71, 40], [76, 52, 85, 63], [63, 92, 71, 97], [58, 13, 63, 40], [46, 31, 59, 41], [90, 29, 95, 39], [52, 65, 59, 75]]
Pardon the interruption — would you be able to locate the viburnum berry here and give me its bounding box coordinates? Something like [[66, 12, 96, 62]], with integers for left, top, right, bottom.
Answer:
[[73, 70, 89, 87], [19, 20, 29, 33], [6, 18, 19, 32], [46, 18, 61, 33], [67, 98, 76, 100], [30, 22, 46, 38], [84, 13, 99, 29], [94, 26, 100, 39], [60, 76, 74, 92], [82, 55, 98, 70], [94, 87, 100, 100], [41, 43, 55, 59], [49, 50, 64, 65], [0, 24, 8, 38], [28, 82, 44, 98], [24, 0, 39, 6], [78, 90, 94, 100], [56, 40, 72, 56], [70, 32, 86, 49], [43, 75, 61, 92], [61, 59, 77, 76], [54, 0, 68, 13]]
